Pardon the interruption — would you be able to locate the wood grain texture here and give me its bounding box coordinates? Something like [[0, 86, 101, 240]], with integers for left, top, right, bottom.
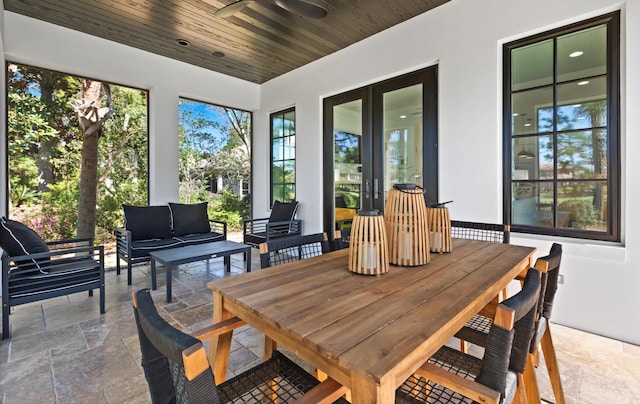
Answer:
[[4, 0, 451, 83], [208, 238, 535, 403]]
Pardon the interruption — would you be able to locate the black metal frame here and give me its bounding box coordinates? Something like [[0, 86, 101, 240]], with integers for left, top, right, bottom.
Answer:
[[2, 237, 105, 339]]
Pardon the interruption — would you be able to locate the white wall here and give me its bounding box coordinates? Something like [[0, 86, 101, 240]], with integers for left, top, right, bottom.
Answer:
[[258, 0, 640, 344], [1, 11, 260, 209]]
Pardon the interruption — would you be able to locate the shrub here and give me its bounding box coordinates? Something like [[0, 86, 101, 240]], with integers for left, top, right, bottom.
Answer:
[[558, 199, 598, 229]]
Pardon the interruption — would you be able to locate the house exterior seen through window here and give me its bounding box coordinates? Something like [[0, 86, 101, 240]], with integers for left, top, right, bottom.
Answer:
[[503, 11, 620, 241], [270, 108, 296, 205]]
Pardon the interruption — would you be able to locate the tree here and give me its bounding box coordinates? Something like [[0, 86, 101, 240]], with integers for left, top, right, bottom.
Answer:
[[72, 80, 113, 239]]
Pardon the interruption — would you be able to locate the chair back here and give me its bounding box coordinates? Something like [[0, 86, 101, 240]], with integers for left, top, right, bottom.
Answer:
[[476, 268, 541, 396], [132, 289, 221, 404], [538, 243, 562, 319], [450, 220, 510, 244], [259, 232, 330, 268], [333, 228, 351, 250], [268, 200, 299, 223]]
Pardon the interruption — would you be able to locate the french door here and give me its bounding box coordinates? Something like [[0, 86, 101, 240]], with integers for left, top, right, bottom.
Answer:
[[322, 66, 438, 234]]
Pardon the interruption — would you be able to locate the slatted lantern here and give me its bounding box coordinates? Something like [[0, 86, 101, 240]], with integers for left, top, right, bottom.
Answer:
[[384, 184, 430, 266], [348, 210, 389, 275], [427, 203, 452, 253]]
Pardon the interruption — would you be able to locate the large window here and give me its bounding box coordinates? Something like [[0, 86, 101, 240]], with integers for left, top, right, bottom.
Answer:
[[178, 98, 251, 230], [270, 108, 296, 204], [503, 12, 620, 241], [6, 63, 148, 243]]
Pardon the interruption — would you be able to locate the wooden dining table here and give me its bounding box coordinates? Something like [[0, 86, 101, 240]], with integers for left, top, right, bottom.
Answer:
[[207, 238, 536, 403]]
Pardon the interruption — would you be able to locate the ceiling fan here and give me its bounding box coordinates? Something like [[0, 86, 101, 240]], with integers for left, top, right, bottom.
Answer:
[[215, 0, 328, 19]]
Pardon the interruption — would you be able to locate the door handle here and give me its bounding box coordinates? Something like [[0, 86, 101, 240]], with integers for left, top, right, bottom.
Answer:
[[364, 179, 370, 199], [374, 178, 380, 199]]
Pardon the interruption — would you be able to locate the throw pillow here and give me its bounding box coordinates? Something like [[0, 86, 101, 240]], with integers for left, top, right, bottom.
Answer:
[[123, 205, 173, 241], [168, 202, 211, 236], [0, 217, 50, 269], [269, 200, 299, 223]]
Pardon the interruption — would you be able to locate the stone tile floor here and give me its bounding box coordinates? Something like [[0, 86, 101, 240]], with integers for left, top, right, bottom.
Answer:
[[1, 247, 638, 403]]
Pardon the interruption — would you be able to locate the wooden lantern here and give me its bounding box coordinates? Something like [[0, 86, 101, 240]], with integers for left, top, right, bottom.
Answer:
[[384, 184, 430, 266], [427, 206, 452, 253], [348, 210, 389, 275]]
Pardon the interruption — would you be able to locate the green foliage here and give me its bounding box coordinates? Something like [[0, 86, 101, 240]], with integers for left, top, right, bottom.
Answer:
[[558, 199, 598, 229], [208, 190, 250, 230], [7, 63, 149, 244]]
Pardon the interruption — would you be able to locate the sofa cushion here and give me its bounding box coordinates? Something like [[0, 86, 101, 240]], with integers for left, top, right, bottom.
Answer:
[[168, 202, 211, 236], [0, 217, 50, 269], [123, 205, 172, 241], [269, 200, 299, 223]]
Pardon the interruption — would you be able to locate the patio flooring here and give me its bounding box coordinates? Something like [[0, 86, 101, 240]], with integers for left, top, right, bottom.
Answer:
[[1, 246, 638, 403]]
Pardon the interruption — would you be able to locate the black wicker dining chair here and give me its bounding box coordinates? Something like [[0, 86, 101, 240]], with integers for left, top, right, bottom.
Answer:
[[259, 232, 331, 268], [454, 244, 564, 403], [396, 267, 541, 404], [332, 228, 351, 251], [450, 220, 510, 244], [132, 289, 348, 404]]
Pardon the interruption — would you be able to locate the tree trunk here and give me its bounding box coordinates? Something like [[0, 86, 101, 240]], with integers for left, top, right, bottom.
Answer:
[[76, 80, 104, 240], [37, 71, 56, 192]]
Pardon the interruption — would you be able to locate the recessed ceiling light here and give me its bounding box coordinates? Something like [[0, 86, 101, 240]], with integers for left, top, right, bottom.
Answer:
[[578, 80, 589, 86], [573, 104, 582, 107], [176, 38, 191, 47], [211, 51, 225, 57], [513, 113, 519, 117], [570, 51, 584, 58], [524, 123, 532, 127], [400, 115, 407, 119]]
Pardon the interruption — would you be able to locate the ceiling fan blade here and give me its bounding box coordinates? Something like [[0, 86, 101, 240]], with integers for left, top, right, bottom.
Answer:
[[214, 0, 255, 18], [273, 0, 327, 19]]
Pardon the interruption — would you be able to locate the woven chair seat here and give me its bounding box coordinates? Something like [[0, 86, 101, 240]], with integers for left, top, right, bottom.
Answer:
[[454, 314, 492, 348], [397, 346, 517, 404]]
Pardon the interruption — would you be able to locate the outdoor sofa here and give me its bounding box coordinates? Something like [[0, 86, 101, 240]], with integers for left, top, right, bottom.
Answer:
[[114, 202, 226, 285]]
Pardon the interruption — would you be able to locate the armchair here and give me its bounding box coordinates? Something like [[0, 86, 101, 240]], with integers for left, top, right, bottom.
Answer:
[[243, 200, 301, 247], [1, 218, 105, 339]]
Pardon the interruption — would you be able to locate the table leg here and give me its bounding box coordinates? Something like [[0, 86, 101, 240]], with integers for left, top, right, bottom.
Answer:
[[166, 263, 173, 303], [211, 291, 234, 383], [350, 374, 394, 404], [224, 255, 231, 272], [150, 258, 157, 290], [245, 248, 251, 272]]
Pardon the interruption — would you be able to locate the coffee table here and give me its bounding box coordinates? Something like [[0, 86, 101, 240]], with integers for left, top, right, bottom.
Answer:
[[149, 240, 251, 302]]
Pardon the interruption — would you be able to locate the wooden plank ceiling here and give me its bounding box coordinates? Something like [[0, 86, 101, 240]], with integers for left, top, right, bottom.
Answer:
[[4, 0, 450, 84]]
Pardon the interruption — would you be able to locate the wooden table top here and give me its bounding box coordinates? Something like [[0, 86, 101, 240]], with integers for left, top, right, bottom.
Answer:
[[208, 238, 535, 401]]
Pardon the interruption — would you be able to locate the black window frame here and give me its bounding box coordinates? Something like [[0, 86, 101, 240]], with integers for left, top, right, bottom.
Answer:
[[503, 11, 620, 242], [270, 107, 296, 205]]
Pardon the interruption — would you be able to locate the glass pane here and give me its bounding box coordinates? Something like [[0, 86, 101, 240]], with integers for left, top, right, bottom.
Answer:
[[284, 136, 295, 159], [284, 110, 296, 136], [557, 130, 607, 180], [512, 181, 555, 228], [383, 84, 423, 201], [272, 115, 283, 138], [513, 135, 553, 180], [272, 160, 283, 183], [333, 99, 362, 229], [272, 184, 284, 201], [557, 78, 607, 130], [557, 181, 607, 231], [512, 182, 539, 226], [284, 185, 296, 202], [558, 25, 607, 82], [513, 87, 553, 134], [512, 39, 553, 91], [272, 138, 283, 160], [283, 160, 295, 182]]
